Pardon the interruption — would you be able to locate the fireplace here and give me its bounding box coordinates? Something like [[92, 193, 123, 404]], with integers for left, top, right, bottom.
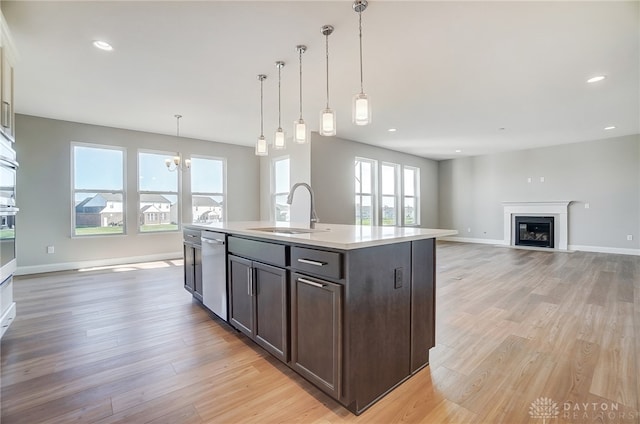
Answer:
[[515, 216, 554, 248]]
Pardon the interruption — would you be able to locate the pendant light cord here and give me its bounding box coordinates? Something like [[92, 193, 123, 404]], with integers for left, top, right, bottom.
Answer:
[[325, 33, 330, 109], [260, 78, 264, 137], [299, 49, 303, 120], [358, 10, 364, 94], [278, 65, 282, 129]]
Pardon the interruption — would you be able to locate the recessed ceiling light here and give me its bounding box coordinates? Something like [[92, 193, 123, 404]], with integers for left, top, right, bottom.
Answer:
[[93, 40, 113, 51], [587, 75, 606, 83], [387, 128, 397, 132], [455, 149, 462, 153], [604, 126, 616, 130]]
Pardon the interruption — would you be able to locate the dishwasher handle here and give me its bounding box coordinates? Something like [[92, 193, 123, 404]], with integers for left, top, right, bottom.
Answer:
[[201, 237, 225, 245]]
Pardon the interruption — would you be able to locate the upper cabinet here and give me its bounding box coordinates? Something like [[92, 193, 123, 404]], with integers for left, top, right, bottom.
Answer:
[[0, 11, 16, 143]]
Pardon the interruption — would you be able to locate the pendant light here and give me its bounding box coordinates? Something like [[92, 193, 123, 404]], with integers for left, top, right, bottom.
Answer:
[[293, 45, 310, 144], [255, 74, 268, 156], [352, 0, 371, 126], [273, 61, 286, 150], [165, 114, 191, 172], [319, 25, 336, 137]]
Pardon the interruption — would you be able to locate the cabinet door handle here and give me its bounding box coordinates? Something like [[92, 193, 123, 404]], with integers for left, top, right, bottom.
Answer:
[[297, 277, 326, 288], [202, 238, 225, 245], [1, 101, 10, 129], [297, 258, 327, 267], [247, 267, 253, 296]]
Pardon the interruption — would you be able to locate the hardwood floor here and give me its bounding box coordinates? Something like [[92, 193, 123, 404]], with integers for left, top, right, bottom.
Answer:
[[1, 242, 639, 423]]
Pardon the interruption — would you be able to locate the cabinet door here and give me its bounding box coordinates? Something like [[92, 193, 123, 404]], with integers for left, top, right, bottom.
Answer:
[[193, 246, 203, 301], [228, 255, 254, 338], [183, 244, 195, 293], [0, 47, 14, 141], [291, 272, 342, 400], [254, 262, 288, 362]]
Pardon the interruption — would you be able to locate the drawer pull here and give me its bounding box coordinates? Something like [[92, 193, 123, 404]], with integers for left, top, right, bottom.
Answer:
[[298, 258, 327, 267], [297, 277, 326, 288]]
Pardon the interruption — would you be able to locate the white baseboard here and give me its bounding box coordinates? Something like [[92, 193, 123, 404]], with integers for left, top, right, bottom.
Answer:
[[15, 252, 183, 276], [568, 245, 640, 256], [441, 236, 507, 245], [442, 237, 640, 256]]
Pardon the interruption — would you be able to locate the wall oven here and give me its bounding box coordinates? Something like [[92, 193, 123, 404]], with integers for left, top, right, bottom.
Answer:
[[0, 141, 18, 282]]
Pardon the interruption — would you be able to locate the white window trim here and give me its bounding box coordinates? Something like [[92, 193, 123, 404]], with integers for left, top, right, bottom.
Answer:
[[380, 162, 400, 226], [272, 156, 290, 222], [190, 154, 227, 224], [402, 165, 420, 227], [355, 157, 378, 226], [71, 142, 127, 237], [138, 148, 181, 233]]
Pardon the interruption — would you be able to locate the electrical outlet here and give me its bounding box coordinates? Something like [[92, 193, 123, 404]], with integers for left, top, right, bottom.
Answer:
[[539, 176, 545, 183], [394, 268, 403, 289], [585, 203, 590, 209], [527, 177, 532, 183], [467, 227, 471, 233], [627, 235, 633, 241], [47, 245, 55, 254]]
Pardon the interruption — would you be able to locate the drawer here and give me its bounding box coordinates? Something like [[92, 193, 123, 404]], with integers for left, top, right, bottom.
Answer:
[[228, 236, 287, 267], [291, 246, 342, 280], [183, 228, 201, 245]]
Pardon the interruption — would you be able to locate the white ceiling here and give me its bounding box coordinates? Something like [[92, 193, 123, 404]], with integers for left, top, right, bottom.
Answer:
[[3, 1, 639, 160]]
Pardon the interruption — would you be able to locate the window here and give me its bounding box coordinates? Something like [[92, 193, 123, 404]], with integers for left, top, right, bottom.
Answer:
[[355, 157, 377, 226], [190, 156, 225, 224], [72, 144, 125, 236], [138, 151, 179, 232], [403, 166, 420, 226], [381, 163, 399, 226], [273, 157, 290, 222]]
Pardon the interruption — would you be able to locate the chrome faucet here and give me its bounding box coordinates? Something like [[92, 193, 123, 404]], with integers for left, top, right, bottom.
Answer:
[[287, 183, 319, 229]]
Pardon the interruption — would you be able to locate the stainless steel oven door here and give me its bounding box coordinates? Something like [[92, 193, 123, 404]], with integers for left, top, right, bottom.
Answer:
[[0, 207, 17, 282]]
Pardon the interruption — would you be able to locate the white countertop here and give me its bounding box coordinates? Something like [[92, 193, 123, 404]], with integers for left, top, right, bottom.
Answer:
[[186, 221, 457, 250]]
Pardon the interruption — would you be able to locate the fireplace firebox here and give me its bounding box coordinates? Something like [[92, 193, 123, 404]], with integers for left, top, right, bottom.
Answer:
[[515, 216, 554, 248]]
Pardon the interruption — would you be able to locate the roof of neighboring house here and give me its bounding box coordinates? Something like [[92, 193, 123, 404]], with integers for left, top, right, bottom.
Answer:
[[193, 197, 220, 207], [140, 194, 171, 204], [140, 204, 163, 213]]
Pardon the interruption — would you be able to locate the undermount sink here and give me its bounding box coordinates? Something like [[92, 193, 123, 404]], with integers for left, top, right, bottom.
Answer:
[[248, 227, 329, 235]]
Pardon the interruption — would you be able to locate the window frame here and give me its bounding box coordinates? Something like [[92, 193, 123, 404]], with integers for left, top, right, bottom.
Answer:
[[380, 162, 400, 226], [355, 157, 378, 226], [272, 156, 290, 222], [137, 149, 181, 234], [402, 165, 420, 226], [71, 142, 127, 237], [190, 155, 227, 224]]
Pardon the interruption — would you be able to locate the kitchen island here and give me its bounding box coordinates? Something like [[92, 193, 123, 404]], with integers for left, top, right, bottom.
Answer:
[[183, 221, 456, 415]]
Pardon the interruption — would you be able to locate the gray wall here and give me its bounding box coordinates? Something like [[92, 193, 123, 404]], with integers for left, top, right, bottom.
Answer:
[[15, 114, 259, 273], [438, 134, 640, 251], [310, 133, 440, 228]]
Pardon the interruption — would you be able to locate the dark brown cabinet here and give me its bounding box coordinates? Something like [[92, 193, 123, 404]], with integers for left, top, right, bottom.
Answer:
[[291, 272, 342, 400], [183, 229, 202, 301], [228, 253, 289, 363]]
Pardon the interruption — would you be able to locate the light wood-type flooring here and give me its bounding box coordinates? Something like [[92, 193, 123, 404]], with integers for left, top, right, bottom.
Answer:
[[1, 242, 639, 423]]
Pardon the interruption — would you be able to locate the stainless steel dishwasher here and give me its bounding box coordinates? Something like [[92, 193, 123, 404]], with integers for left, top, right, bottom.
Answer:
[[200, 230, 227, 321]]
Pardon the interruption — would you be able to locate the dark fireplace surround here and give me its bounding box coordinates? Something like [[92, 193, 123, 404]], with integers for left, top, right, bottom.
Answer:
[[515, 216, 555, 248]]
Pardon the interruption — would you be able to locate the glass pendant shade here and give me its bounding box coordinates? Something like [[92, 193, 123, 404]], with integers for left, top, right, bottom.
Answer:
[[294, 118, 309, 144], [255, 135, 268, 156], [352, 92, 371, 125], [274, 128, 286, 149], [320, 108, 336, 136]]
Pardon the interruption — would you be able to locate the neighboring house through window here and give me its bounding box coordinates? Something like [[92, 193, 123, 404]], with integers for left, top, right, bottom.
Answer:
[[72, 143, 125, 236], [138, 151, 179, 232], [403, 166, 420, 226], [190, 156, 225, 224]]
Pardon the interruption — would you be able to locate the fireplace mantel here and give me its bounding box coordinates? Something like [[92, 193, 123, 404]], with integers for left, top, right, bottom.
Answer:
[[502, 201, 572, 250]]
